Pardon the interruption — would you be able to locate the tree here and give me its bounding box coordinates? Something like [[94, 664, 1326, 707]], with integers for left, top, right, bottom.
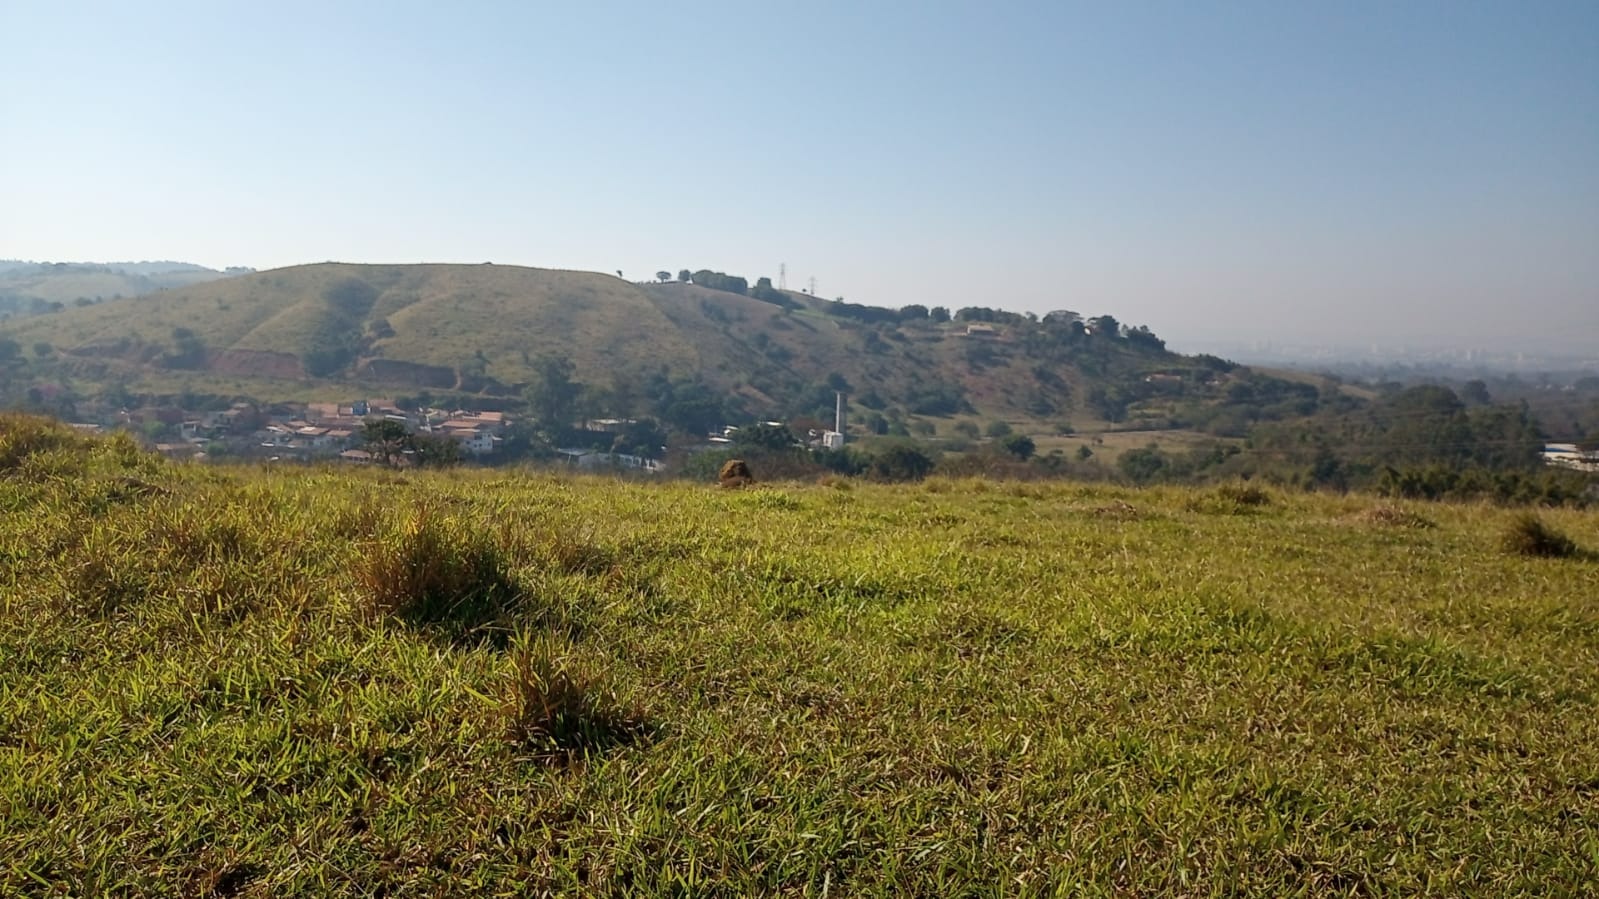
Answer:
[[870, 443, 934, 482], [656, 271, 672, 283], [362, 420, 411, 467], [1088, 315, 1120, 338], [985, 420, 1013, 438], [678, 269, 691, 282], [612, 418, 668, 459], [525, 356, 581, 428], [1000, 434, 1036, 460], [690, 270, 748, 295], [33, 342, 53, 359], [750, 277, 792, 306], [168, 327, 206, 369], [1124, 325, 1164, 351], [410, 432, 463, 468], [734, 422, 798, 451], [1461, 380, 1492, 405], [0, 338, 18, 362], [1118, 444, 1168, 483], [100, 382, 133, 410], [929, 306, 951, 323]]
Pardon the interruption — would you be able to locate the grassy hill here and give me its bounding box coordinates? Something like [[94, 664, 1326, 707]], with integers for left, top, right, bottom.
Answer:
[[2, 264, 699, 390], [3, 415, 1598, 893], [1, 263, 1207, 427], [0, 261, 243, 317]]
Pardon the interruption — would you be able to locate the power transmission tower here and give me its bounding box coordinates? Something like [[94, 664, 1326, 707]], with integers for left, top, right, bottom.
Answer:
[[778, 263, 787, 290]]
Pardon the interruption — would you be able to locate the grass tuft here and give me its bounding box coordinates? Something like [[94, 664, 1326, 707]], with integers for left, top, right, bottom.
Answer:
[[1186, 482, 1273, 515], [0, 412, 90, 471], [1214, 482, 1272, 506], [503, 633, 651, 762], [1090, 499, 1140, 519], [357, 505, 521, 640], [58, 550, 153, 618], [1356, 504, 1436, 529], [1500, 512, 1581, 558]]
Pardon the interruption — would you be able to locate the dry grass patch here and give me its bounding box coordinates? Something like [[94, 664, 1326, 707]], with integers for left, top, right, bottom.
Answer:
[[1089, 499, 1140, 520], [1354, 504, 1436, 529], [1186, 482, 1273, 515]]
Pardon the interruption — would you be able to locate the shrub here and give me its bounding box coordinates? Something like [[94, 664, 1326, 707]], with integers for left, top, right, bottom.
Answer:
[[1500, 513, 1580, 558]]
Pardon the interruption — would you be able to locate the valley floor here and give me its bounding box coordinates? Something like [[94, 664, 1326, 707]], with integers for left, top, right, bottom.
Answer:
[[3, 423, 1597, 895]]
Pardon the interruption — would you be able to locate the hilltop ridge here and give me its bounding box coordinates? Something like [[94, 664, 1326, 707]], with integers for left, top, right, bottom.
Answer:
[[1, 262, 1223, 428]]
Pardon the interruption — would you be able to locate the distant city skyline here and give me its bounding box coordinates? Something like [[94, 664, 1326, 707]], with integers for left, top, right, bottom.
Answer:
[[2, 1, 1594, 355]]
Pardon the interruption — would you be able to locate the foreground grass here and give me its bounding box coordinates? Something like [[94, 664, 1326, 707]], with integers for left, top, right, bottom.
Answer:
[[2, 419, 1597, 895]]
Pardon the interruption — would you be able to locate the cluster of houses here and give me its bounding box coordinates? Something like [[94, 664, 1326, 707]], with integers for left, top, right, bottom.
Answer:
[[89, 399, 513, 463], [1542, 443, 1599, 473], [554, 418, 665, 473]]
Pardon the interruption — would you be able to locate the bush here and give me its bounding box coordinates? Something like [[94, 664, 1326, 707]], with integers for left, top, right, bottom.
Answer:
[[1000, 434, 1035, 460], [1500, 513, 1580, 558], [869, 443, 934, 482]]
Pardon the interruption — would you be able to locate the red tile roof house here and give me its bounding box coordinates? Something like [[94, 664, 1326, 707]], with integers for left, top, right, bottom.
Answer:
[[440, 420, 498, 455], [291, 426, 340, 453], [445, 410, 509, 433]]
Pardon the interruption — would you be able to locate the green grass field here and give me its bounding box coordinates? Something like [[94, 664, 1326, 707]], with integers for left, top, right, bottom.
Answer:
[[3, 415, 1597, 895]]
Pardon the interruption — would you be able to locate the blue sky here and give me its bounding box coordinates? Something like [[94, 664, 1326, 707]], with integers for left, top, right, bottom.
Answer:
[[2, 1, 1595, 352]]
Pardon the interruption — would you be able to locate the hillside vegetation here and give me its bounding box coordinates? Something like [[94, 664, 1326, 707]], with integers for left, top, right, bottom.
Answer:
[[3, 414, 1597, 894], [0, 263, 1209, 425]]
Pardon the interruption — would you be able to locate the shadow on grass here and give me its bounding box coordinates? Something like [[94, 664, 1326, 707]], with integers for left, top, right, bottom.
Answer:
[[1501, 512, 1593, 561]]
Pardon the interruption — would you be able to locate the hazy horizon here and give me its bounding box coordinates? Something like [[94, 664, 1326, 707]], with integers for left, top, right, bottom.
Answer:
[[3, 2, 1594, 355]]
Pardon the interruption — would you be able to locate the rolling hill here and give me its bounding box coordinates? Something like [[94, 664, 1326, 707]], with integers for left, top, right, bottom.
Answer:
[[0, 262, 1239, 427], [0, 260, 250, 318]]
